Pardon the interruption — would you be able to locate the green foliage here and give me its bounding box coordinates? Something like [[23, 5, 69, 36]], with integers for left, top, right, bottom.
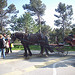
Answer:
[[30, 0, 46, 15], [10, 12, 39, 33], [65, 46, 75, 51], [23, 0, 46, 16], [7, 4, 16, 13], [49, 28, 63, 43], [10, 15, 18, 32], [0, 0, 17, 34], [22, 12, 35, 33], [70, 28, 75, 35], [54, 2, 73, 28], [54, 2, 73, 40], [23, 0, 46, 33], [0, 0, 7, 9], [16, 12, 39, 33], [65, 28, 71, 36], [41, 25, 52, 36]]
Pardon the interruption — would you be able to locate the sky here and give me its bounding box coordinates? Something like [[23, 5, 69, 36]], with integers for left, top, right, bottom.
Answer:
[[7, 0, 75, 29]]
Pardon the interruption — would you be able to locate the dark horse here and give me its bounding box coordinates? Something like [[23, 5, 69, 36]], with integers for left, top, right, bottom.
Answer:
[[11, 32, 54, 57]]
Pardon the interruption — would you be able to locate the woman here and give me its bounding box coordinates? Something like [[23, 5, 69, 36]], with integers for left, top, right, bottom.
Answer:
[[0, 34, 6, 59], [5, 35, 12, 54]]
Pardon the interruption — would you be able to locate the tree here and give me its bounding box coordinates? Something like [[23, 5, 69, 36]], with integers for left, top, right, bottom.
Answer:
[[54, 2, 73, 40], [41, 25, 52, 36], [12, 12, 39, 33], [10, 15, 18, 32], [0, 0, 17, 33], [21, 12, 35, 33], [23, 0, 46, 33], [49, 28, 62, 43], [70, 28, 75, 35]]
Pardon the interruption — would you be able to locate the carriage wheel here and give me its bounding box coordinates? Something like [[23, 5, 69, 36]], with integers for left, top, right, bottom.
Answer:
[[58, 46, 68, 56], [54, 46, 68, 56], [54, 46, 60, 54]]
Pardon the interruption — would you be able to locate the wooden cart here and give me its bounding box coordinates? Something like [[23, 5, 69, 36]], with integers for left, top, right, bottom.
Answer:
[[49, 44, 69, 56]]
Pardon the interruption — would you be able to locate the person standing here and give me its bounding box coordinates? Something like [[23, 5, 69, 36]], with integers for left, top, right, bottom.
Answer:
[[9, 40, 12, 53], [0, 34, 6, 59], [5, 35, 12, 54], [8, 35, 12, 53], [5, 35, 9, 54]]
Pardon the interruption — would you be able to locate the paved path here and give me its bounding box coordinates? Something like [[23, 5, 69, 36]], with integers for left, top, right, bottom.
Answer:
[[0, 50, 75, 75]]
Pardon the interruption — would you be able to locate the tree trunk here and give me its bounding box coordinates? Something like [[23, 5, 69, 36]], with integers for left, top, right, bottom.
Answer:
[[38, 15, 41, 33], [0, 17, 3, 34], [62, 20, 65, 42], [25, 27, 28, 34]]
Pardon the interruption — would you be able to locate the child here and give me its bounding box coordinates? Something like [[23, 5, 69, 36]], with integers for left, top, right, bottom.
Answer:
[[0, 34, 6, 59]]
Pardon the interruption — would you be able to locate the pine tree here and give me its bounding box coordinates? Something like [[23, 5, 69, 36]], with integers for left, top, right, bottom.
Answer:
[[0, 0, 17, 33], [54, 2, 73, 40], [23, 0, 46, 33]]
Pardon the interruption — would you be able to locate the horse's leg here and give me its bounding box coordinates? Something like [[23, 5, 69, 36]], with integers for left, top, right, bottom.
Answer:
[[46, 44, 54, 53], [26, 45, 32, 56], [45, 47, 49, 57], [40, 45, 44, 55], [24, 46, 28, 57]]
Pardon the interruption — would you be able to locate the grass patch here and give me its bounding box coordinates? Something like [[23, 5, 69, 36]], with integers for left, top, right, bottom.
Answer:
[[66, 46, 75, 51], [12, 45, 41, 50], [30, 45, 41, 50], [12, 45, 75, 51]]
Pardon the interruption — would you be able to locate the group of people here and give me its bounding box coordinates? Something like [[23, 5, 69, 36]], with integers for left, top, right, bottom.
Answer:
[[0, 34, 12, 59]]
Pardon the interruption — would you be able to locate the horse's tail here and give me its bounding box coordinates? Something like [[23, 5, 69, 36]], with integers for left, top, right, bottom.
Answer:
[[46, 44, 54, 52], [45, 36, 54, 52]]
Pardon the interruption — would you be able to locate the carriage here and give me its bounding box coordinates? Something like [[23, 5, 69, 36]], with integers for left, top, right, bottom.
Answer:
[[51, 34, 75, 56], [64, 34, 75, 47], [49, 44, 69, 56], [11, 32, 75, 58]]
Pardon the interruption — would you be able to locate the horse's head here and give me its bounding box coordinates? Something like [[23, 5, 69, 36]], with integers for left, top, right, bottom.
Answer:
[[11, 33, 16, 43], [11, 32, 25, 43]]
